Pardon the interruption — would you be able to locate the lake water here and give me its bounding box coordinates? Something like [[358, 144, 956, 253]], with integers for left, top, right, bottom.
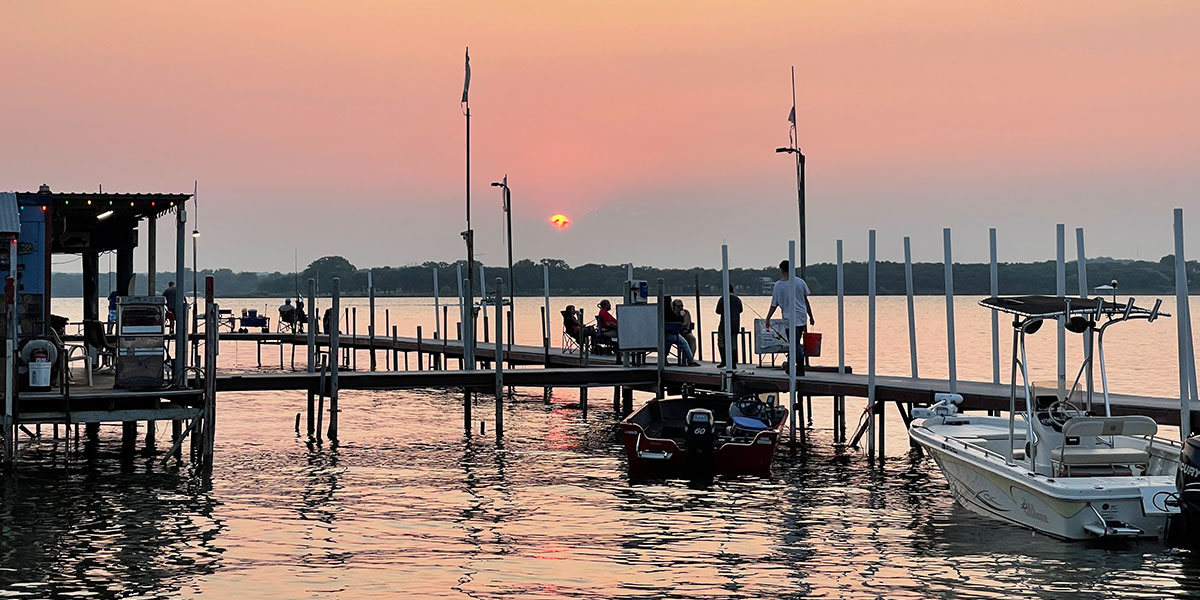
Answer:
[[2, 295, 1198, 599]]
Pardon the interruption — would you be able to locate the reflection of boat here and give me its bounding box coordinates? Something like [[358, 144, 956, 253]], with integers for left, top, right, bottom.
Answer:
[[477, 294, 511, 307], [909, 295, 1181, 540], [621, 386, 787, 476]]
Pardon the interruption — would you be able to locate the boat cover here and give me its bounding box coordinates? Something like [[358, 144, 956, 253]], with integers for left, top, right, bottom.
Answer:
[[979, 296, 1166, 319]]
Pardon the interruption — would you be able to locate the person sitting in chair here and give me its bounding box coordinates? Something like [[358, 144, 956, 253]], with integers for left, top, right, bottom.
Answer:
[[294, 298, 306, 332], [596, 299, 619, 339], [562, 304, 587, 344], [665, 296, 699, 366], [279, 298, 296, 323]]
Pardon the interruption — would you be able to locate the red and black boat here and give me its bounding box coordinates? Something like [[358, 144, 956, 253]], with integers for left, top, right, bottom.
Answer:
[[620, 386, 788, 476]]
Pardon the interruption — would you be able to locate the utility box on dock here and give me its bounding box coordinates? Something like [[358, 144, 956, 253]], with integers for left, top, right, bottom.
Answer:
[[115, 296, 167, 390]]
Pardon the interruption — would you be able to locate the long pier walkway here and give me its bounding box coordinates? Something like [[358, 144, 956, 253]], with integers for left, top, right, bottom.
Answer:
[[215, 331, 1195, 430]]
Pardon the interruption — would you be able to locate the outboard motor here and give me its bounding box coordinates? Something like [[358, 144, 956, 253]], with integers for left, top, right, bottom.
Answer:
[[1167, 436, 1200, 547], [684, 408, 716, 470]]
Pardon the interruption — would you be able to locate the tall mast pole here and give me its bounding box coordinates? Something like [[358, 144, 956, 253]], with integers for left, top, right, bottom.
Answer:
[[462, 47, 475, 369], [792, 66, 806, 281]]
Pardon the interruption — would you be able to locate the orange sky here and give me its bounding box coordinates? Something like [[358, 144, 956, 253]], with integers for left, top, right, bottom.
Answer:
[[3, 1, 1198, 271]]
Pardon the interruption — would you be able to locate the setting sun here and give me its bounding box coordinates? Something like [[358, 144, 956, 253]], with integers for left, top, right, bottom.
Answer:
[[549, 214, 571, 230]]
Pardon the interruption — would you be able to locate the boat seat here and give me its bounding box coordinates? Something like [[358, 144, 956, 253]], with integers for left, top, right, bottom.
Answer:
[[1050, 447, 1150, 466], [1051, 416, 1157, 469]]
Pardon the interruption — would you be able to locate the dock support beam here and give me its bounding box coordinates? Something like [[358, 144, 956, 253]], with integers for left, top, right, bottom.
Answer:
[[306, 278, 316, 438]]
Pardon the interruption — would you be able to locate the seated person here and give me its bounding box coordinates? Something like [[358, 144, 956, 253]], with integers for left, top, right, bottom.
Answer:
[[664, 296, 699, 366], [279, 298, 296, 323], [294, 298, 307, 332], [562, 305, 591, 343], [322, 308, 334, 335], [672, 299, 696, 356], [596, 299, 619, 339]]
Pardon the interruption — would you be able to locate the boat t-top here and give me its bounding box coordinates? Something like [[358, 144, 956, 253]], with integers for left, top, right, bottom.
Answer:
[[909, 294, 1183, 540]]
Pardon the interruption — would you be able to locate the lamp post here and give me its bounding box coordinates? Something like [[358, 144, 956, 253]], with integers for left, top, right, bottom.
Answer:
[[490, 176, 515, 356], [776, 145, 806, 280]]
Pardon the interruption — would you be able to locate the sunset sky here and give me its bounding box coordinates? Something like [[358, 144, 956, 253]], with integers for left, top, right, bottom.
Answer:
[[3, 1, 1198, 272]]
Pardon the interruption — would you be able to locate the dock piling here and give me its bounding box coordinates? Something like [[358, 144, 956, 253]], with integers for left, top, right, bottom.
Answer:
[[867, 232, 877, 460], [1174, 209, 1197, 439], [417, 326, 424, 371], [944, 228, 958, 395], [836, 239, 846, 445], [495, 278, 504, 437], [369, 273, 376, 371], [329, 278, 340, 442]]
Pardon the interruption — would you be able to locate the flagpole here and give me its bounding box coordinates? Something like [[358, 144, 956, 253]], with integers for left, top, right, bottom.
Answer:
[[462, 47, 476, 375], [791, 66, 806, 281]]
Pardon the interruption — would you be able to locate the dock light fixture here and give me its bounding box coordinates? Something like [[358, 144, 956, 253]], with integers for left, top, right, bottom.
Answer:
[[97, 210, 114, 221], [775, 143, 807, 280], [490, 176, 515, 360]]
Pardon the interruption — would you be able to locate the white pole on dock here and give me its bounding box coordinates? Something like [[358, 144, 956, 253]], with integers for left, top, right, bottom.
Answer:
[[543, 263, 551, 366], [495, 277, 504, 438], [307, 279, 316, 372], [837, 239, 845, 376], [788, 240, 798, 445], [904, 236, 917, 379], [656, 279, 665, 396], [721, 244, 733, 388], [1174, 209, 1196, 439], [478, 263, 488, 344], [329, 277, 340, 441], [868, 230, 877, 459], [1056, 223, 1066, 400], [434, 268, 441, 342], [943, 228, 957, 394], [368, 271, 376, 371], [1077, 227, 1092, 410], [990, 229, 999, 385]]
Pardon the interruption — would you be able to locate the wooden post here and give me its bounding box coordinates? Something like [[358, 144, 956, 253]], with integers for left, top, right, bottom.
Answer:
[[392, 326, 399, 372], [441, 305, 448, 370], [417, 326, 424, 371], [351, 306, 358, 372], [494, 278, 504, 437], [329, 278, 340, 442], [384, 308, 390, 370]]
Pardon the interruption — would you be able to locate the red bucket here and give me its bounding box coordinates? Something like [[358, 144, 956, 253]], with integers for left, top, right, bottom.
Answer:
[[802, 332, 822, 357]]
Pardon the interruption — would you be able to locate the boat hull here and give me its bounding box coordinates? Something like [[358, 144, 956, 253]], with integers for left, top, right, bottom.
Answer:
[[912, 424, 1176, 540], [620, 423, 780, 476]]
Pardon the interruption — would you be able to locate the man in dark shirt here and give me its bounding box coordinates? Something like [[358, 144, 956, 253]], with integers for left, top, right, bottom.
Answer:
[[715, 284, 743, 368], [163, 282, 178, 333]]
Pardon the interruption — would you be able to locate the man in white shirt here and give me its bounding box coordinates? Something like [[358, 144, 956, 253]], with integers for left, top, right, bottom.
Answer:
[[764, 259, 815, 372]]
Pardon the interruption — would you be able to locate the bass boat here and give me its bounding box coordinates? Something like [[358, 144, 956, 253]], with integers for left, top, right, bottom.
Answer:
[[621, 386, 788, 476]]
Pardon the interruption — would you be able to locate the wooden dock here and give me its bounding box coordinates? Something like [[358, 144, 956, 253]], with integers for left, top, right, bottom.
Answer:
[[213, 331, 1197, 430]]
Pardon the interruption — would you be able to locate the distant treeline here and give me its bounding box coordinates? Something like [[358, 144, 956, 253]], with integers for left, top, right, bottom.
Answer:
[[53, 254, 1199, 298]]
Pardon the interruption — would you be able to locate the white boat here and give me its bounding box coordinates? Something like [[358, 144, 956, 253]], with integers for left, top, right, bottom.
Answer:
[[909, 295, 1183, 540]]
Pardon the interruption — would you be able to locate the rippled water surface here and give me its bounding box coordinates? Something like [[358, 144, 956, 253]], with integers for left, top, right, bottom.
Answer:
[[1, 296, 1197, 598]]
